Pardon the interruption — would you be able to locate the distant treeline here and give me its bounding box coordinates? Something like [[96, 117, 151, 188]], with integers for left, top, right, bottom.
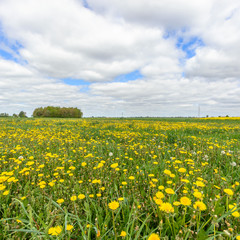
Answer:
[[0, 111, 27, 118], [33, 106, 83, 118]]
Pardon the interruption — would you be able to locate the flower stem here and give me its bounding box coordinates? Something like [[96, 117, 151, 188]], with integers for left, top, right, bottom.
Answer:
[[112, 211, 117, 240]]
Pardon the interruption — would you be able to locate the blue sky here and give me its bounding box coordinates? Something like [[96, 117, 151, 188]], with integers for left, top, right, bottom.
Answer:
[[0, 0, 240, 117]]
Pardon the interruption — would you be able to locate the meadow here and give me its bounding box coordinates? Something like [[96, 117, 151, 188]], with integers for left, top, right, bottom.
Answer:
[[0, 117, 239, 239]]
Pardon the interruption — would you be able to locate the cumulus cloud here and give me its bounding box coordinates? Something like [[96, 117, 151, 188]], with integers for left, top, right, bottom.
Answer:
[[0, 0, 181, 81], [0, 0, 240, 116]]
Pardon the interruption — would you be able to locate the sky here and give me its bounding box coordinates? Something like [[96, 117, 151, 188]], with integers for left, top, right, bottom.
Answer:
[[0, 0, 240, 117]]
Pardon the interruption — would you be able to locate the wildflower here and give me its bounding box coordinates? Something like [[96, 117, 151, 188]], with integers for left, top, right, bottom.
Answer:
[[229, 204, 240, 217], [158, 185, 164, 190], [155, 191, 164, 199], [193, 191, 202, 199], [224, 189, 233, 196], [81, 162, 87, 167], [48, 182, 55, 187], [26, 161, 34, 166], [193, 201, 207, 211], [48, 226, 62, 236], [3, 190, 9, 195], [120, 231, 127, 237], [70, 195, 77, 201], [66, 224, 74, 231], [232, 211, 240, 218], [164, 169, 171, 175], [165, 188, 175, 194], [110, 163, 118, 169], [154, 198, 163, 205], [178, 168, 186, 173], [180, 197, 191, 206], [159, 202, 174, 213], [108, 201, 120, 210], [57, 199, 64, 204], [129, 176, 135, 180], [147, 233, 160, 240], [78, 194, 85, 199], [0, 185, 6, 191], [195, 181, 205, 187]]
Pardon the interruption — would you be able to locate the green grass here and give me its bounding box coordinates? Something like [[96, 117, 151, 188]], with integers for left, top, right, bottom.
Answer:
[[0, 117, 239, 239]]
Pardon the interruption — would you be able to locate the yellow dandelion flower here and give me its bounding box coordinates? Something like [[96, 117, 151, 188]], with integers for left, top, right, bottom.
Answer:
[[193, 191, 202, 199], [193, 201, 207, 211], [108, 201, 120, 210], [154, 198, 163, 205], [159, 202, 174, 213], [232, 211, 240, 218], [148, 233, 160, 240], [155, 191, 164, 199], [70, 195, 77, 201], [110, 163, 118, 169], [0, 185, 6, 191], [180, 197, 191, 206], [120, 231, 127, 237], [66, 224, 74, 231], [164, 169, 171, 175], [78, 194, 85, 200], [3, 190, 9, 195], [48, 226, 62, 236], [165, 188, 175, 194], [178, 168, 186, 173], [57, 199, 64, 204], [195, 181, 205, 187], [224, 189, 233, 196]]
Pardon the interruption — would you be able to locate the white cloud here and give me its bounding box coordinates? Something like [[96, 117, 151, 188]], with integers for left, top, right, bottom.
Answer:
[[0, 0, 181, 81], [0, 0, 240, 117], [87, 0, 213, 29]]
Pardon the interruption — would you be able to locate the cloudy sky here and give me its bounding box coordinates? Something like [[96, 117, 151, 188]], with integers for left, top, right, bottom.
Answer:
[[0, 0, 240, 117]]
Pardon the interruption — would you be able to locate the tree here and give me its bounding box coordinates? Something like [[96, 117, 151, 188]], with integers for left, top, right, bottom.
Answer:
[[32, 106, 83, 118], [19, 111, 27, 118], [0, 113, 9, 117]]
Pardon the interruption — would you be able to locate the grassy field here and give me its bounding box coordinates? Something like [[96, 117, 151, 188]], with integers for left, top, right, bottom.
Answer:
[[0, 117, 239, 239]]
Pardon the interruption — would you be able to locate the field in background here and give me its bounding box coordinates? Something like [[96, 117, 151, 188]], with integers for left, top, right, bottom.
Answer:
[[0, 117, 239, 239]]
